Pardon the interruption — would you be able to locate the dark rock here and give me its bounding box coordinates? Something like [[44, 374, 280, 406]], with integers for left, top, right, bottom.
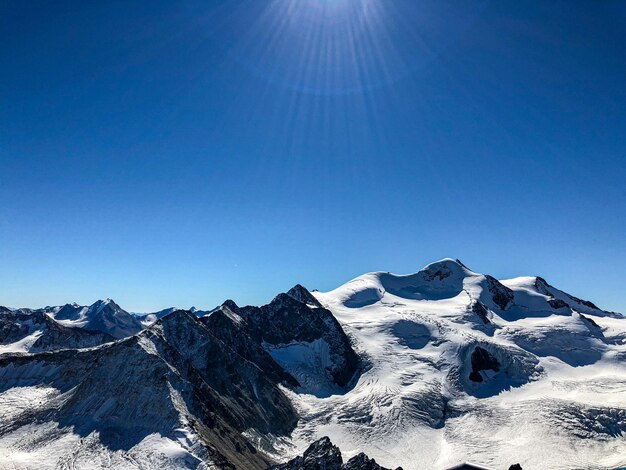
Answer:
[[422, 266, 454, 282], [579, 313, 600, 329], [269, 437, 398, 470], [548, 298, 568, 310], [343, 453, 394, 470], [240, 289, 360, 388], [508, 464, 523, 470], [287, 284, 323, 308], [535, 277, 601, 312], [154, 310, 298, 436], [484, 275, 514, 311], [471, 302, 491, 324], [271, 437, 343, 470], [200, 302, 299, 387], [469, 346, 500, 383], [0, 309, 299, 469]]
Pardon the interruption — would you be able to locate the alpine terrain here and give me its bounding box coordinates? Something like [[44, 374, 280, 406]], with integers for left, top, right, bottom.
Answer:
[[0, 259, 624, 469]]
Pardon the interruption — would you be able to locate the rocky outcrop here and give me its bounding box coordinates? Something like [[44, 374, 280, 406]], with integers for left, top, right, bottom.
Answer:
[[344, 453, 398, 470], [483, 275, 514, 311], [534, 277, 609, 314], [469, 346, 500, 383], [470, 301, 491, 325], [269, 437, 400, 470], [240, 288, 360, 389]]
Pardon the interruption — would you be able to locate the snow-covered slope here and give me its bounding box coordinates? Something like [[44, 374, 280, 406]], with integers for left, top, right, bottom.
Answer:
[[276, 259, 626, 470]]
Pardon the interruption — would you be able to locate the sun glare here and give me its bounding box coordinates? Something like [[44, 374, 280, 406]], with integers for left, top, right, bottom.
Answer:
[[188, 0, 488, 95]]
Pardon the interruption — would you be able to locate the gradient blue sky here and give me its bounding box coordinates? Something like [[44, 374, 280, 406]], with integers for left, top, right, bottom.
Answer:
[[1, 0, 625, 313]]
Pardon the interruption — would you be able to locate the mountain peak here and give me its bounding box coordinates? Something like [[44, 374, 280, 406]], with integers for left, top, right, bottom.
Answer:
[[419, 258, 475, 277], [221, 299, 241, 313], [158, 308, 195, 323], [91, 298, 119, 310], [286, 284, 322, 308]]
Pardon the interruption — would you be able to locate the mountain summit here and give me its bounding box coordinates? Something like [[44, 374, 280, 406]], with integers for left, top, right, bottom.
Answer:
[[48, 298, 144, 339]]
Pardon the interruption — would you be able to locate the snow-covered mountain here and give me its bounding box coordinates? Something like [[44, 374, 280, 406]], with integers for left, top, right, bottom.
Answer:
[[282, 259, 626, 470], [0, 299, 144, 354], [47, 299, 144, 339], [0, 258, 624, 470], [0, 307, 114, 354]]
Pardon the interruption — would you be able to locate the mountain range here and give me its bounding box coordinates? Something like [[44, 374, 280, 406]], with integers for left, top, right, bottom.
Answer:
[[0, 259, 624, 469]]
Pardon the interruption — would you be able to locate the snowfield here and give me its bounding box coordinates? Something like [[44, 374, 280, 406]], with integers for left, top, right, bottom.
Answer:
[[0, 258, 624, 469], [278, 259, 626, 470]]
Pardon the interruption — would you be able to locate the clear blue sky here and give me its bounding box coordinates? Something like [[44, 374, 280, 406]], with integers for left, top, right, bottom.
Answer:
[[1, 0, 624, 313]]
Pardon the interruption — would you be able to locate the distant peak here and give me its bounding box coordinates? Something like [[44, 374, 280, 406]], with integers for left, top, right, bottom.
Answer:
[[88, 298, 127, 317], [221, 299, 240, 312], [157, 308, 197, 326]]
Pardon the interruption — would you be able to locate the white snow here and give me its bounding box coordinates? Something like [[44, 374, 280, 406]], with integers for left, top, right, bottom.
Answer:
[[267, 338, 340, 397], [0, 331, 43, 354], [274, 259, 626, 470]]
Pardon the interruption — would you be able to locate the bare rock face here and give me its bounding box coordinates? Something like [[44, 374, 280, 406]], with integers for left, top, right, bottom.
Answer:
[[240, 288, 360, 390], [469, 346, 501, 383], [270, 437, 343, 470], [483, 275, 514, 311], [343, 453, 399, 470], [269, 437, 400, 470], [199, 302, 299, 387], [286, 284, 324, 308]]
